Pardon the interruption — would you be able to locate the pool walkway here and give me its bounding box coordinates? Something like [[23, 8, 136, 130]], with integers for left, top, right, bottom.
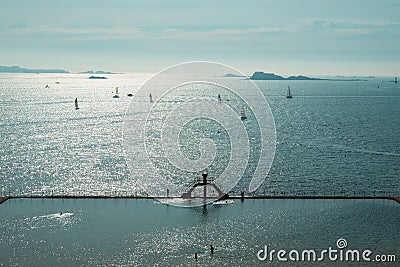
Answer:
[[1, 195, 399, 205]]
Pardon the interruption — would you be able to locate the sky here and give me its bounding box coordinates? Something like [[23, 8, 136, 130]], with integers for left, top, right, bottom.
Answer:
[[0, 0, 399, 76]]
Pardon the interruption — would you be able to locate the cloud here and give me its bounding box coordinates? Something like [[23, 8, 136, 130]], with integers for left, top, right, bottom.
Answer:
[[160, 26, 297, 40], [0, 25, 297, 42], [9, 21, 28, 29], [0, 26, 144, 42], [302, 18, 399, 34]]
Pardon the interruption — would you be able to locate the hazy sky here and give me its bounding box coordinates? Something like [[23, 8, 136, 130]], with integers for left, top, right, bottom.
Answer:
[[1, 0, 399, 76]]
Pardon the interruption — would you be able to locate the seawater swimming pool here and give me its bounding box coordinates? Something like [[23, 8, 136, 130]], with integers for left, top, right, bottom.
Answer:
[[0, 198, 398, 266]]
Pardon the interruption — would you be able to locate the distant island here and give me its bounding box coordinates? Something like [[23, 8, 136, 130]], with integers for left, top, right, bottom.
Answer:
[[223, 73, 247, 78], [0, 65, 120, 74], [79, 70, 117, 74], [249, 71, 368, 81], [250, 71, 319, 80], [0, 65, 69, 74], [88, 76, 108, 79]]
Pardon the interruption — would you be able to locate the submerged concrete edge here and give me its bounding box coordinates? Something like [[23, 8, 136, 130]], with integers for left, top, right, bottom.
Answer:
[[1, 195, 399, 205]]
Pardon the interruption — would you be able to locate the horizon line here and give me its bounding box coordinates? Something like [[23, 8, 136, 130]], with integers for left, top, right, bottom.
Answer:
[[0, 64, 398, 78]]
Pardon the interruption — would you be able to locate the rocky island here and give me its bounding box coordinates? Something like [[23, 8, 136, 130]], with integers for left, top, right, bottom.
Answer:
[[88, 76, 108, 79], [79, 70, 117, 74], [0, 65, 69, 73], [250, 71, 319, 80]]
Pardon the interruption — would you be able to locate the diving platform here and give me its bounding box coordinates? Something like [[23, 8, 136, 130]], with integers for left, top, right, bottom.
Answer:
[[181, 171, 226, 199]]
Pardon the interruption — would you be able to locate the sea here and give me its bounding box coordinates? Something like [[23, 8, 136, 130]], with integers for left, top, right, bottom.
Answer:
[[0, 73, 399, 266]]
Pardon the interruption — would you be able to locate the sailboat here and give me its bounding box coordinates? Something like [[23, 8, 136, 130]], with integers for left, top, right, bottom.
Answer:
[[113, 86, 120, 98], [75, 98, 79, 110], [240, 106, 247, 120], [286, 86, 293, 98]]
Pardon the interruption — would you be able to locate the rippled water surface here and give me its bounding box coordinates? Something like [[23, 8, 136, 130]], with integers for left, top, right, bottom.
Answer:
[[0, 74, 399, 196], [1, 74, 399, 266]]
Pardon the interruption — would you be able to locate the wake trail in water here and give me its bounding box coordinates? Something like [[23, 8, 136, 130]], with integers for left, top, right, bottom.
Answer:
[[296, 140, 400, 157], [332, 144, 400, 157]]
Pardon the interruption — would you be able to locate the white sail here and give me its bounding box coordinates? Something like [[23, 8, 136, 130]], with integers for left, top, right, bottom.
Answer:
[[240, 106, 246, 120], [286, 86, 293, 98], [113, 86, 120, 98]]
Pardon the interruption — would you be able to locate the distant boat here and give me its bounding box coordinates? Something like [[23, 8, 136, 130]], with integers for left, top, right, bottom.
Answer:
[[113, 86, 120, 98], [240, 106, 247, 120], [286, 86, 293, 98], [75, 98, 79, 110]]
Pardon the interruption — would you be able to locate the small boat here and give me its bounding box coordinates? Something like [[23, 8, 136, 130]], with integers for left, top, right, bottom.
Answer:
[[286, 86, 293, 98], [75, 98, 79, 110], [113, 86, 120, 98], [240, 106, 247, 120], [50, 212, 74, 219], [127, 93, 133, 97]]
